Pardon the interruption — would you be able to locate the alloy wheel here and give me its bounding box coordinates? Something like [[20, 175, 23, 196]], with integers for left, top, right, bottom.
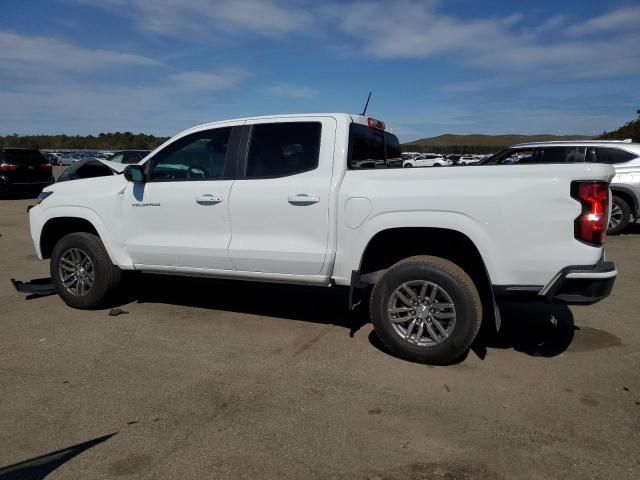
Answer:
[[387, 280, 456, 347], [58, 247, 95, 296]]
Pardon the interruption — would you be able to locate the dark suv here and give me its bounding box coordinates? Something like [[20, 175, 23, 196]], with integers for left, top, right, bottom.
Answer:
[[0, 148, 54, 196]]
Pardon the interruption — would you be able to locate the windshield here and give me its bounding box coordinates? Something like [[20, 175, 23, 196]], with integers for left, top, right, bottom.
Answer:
[[1, 149, 48, 165], [348, 123, 402, 169]]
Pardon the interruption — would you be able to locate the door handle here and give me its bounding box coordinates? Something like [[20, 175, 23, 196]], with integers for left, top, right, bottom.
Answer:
[[195, 194, 223, 204], [288, 194, 320, 205]]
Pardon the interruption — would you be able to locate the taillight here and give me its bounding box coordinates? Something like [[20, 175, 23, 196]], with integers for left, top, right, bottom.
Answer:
[[40, 164, 52, 171], [0, 164, 18, 171], [571, 181, 609, 246]]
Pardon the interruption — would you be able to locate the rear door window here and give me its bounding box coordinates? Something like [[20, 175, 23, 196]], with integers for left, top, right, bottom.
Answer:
[[245, 122, 321, 178]]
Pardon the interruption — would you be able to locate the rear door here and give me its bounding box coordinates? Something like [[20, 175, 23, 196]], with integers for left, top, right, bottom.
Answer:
[[227, 117, 336, 275]]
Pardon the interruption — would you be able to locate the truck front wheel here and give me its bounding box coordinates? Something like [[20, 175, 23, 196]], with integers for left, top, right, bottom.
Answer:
[[50, 232, 122, 309], [370, 256, 482, 365]]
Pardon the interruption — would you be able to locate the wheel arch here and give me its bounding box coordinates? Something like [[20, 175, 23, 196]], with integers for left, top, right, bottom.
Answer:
[[38, 207, 131, 268], [357, 227, 493, 291]]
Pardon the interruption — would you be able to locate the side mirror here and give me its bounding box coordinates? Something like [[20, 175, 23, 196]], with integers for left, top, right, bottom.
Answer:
[[124, 165, 146, 184]]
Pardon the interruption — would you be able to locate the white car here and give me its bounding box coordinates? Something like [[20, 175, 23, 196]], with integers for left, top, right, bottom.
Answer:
[[29, 113, 617, 364], [458, 156, 481, 165], [404, 154, 452, 167]]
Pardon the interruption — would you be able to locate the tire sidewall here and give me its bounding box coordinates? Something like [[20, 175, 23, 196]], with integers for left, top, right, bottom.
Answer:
[[50, 233, 111, 309], [371, 262, 479, 363]]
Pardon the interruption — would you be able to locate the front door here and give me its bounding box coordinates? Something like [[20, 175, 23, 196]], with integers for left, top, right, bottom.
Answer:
[[122, 125, 238, 270], [227, 118, 336, 275]]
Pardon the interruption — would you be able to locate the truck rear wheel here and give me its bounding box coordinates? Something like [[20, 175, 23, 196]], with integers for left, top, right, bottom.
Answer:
[[370, 256, 482, 365], [50, 232, 122, 309]]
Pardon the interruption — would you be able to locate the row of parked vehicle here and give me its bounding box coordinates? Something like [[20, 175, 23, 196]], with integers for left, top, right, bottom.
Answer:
[[401, 152, 488, 168], [44, 150, 152, 166]]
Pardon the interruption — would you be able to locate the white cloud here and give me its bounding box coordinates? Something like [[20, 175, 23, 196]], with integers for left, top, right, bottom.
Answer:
[[266, 83, 318, 98], [0, 31, 160, 72], [73, 0, 312, 38], [566, 6, 640, 36], [326, 1, 640, 78], [170, 70, 251, 90]]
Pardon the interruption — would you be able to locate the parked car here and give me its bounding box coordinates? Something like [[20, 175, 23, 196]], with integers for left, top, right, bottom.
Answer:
[[404, 154, 452, 167], [108, 150, 151, 164], [0, 148, 54, 196], [45, 152, 65, 165], [57, 155, 82, 166], [29, 113, 616, 364], [458, 156, 481, 165], [481, 140, 640, 234]]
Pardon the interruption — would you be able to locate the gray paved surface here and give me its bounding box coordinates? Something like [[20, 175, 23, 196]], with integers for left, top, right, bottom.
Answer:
[[1, 172, 639, 479]]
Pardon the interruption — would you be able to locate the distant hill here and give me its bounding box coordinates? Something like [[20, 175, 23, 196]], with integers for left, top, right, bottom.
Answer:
[[402, 133, 595, 154]]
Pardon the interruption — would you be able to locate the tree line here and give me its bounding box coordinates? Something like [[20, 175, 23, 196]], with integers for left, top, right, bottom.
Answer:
[[600, 117, 640, 142], [0, 132, 170, 150]]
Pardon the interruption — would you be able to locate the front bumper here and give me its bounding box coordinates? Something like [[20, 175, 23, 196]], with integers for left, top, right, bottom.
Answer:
[[539, 261, 617, 305]]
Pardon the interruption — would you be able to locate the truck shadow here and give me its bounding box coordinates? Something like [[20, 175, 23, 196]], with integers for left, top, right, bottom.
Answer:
[[472, 301, 575, 359], [367, 302, 575, 365], [122, 275, 575, 361], [125, 274, 366, 334], [620, 222, 640, 235]]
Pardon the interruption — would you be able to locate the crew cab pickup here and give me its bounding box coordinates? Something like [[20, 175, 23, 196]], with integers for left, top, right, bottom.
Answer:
[[28, 113, 617, 364]]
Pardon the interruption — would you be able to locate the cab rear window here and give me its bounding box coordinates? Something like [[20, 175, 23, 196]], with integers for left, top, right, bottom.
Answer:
[[348, 124, 402, 169]]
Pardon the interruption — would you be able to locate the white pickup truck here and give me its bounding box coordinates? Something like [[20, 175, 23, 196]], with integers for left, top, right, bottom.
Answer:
[[29, 113, 617, 364]]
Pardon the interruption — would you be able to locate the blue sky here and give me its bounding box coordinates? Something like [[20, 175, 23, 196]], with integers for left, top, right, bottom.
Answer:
[[1, 0, 639, 142]]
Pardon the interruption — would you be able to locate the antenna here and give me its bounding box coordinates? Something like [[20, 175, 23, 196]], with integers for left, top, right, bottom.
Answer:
[[361, 91, 372, 116]]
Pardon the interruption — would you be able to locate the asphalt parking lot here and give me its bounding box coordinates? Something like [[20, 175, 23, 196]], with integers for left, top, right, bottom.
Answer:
[[1, 170, 639, 479]]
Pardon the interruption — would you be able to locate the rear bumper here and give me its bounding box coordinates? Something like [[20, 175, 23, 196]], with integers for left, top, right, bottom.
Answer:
[[540, 261, 617, 305], [0, 177, 54, 193], [494, 261, 617, 305]]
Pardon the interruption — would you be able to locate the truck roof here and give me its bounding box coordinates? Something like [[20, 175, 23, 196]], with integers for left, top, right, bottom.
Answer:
[[186, 113, 391, 133]]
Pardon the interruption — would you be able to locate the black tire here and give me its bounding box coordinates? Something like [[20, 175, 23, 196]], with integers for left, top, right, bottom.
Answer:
[[370, 256, 482, 365], [403, 163, 413, 168], [50, 232, 122, 309], [433, 163, 442, 167], [608, 195, 631, 235]]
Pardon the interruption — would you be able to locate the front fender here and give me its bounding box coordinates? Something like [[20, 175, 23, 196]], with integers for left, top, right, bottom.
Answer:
[[32, 205, 133, 268]]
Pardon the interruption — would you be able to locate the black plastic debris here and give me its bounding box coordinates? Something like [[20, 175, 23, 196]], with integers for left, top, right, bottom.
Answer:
[[108, 308, 129, 317], [11, 278, 57, 297]]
